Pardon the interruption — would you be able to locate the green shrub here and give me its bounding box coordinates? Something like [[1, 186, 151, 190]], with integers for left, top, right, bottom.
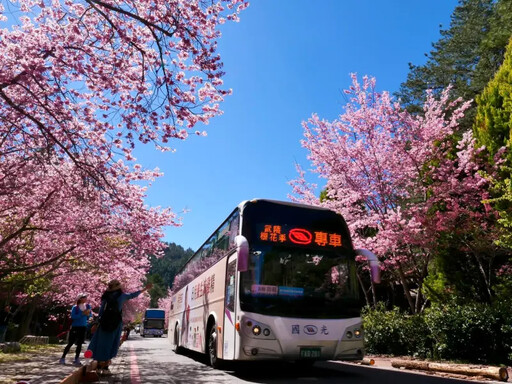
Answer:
[[425, 303, 497, 362], [493, 301, 512, 363], [401, 312, 433, 358], [362, 304, 432, 358], [363, 301, 512, 364]]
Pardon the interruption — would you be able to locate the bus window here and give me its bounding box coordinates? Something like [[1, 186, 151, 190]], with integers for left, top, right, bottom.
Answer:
[[225, 260, 236, 312]]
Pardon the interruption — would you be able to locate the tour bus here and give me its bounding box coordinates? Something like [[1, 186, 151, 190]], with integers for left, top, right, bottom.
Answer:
[[168, 199, 380, 368], [140, 308, 166, 337]]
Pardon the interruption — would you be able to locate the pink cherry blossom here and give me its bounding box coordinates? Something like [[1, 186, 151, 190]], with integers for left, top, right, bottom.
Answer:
[[290, 74, 498, 312], [0, 0, 248, 314]]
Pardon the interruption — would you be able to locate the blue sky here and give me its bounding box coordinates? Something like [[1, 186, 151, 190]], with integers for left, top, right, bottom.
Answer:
[[138, 0, 459, 252]]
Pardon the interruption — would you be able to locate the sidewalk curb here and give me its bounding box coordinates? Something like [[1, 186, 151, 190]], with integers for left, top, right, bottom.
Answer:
[[57, 345, 129, 384]]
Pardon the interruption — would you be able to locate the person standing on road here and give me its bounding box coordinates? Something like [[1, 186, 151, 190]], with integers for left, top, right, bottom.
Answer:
[[59, 293, 92, 366], [86, 280, 152, 371], [0, 305, 13, 343]]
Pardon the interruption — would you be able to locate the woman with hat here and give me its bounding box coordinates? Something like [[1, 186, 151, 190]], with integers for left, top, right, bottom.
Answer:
[[59, 293, 92, 366], [86, 280, 152, 371]]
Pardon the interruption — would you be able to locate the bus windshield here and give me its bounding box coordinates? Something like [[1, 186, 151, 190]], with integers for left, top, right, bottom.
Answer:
[[145, 319, 164, 329], [239, 244, 363, 319]]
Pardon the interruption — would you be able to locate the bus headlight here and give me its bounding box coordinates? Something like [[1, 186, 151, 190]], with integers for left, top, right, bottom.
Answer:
[[344, 327, 363, 340], [241, 317, 275, 339]]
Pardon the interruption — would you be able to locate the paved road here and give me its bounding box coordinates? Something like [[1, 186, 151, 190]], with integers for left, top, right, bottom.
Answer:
[[123, 334, 503, 384], [0, 336, 505, 383]]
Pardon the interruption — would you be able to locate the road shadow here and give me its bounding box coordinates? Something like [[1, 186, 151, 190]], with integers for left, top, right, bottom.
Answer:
[[226, 360, 362, 383], [173, 349, 362, 383]]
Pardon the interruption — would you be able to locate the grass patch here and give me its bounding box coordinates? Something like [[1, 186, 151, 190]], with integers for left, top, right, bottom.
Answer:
[[0, 344, 62, 363]]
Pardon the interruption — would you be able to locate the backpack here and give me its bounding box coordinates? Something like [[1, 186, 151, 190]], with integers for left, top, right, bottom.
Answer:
[[99, 294, 122, 332]]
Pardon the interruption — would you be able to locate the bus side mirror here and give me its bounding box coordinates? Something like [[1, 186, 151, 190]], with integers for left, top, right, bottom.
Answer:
[[236, 235, 249, 272], [355, 249, 381, 284]]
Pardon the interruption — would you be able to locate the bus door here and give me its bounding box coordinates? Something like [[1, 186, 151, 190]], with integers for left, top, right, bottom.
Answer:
[[222, 254, 237, 359]]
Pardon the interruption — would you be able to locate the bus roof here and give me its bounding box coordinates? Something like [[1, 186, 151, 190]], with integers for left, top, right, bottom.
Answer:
[[144, 309, 165, 318], [238, 198, 333, 212]]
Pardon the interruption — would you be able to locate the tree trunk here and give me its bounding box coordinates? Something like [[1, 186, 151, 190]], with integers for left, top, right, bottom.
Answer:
[[370, 279, 377, 307], [397, 263, 416, 314], [414, 259, 429, 313], [19, 299, 37, 339], [391, 359, 508, 381], [356, 271, 371, 307], [473, 251, 493, 301]]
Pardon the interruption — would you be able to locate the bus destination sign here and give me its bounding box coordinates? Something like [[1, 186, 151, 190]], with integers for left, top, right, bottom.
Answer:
[[259, 225, 343, 248]]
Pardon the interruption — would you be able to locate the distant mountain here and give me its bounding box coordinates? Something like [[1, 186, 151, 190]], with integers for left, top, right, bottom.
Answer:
[[149, 242, 194, 289]]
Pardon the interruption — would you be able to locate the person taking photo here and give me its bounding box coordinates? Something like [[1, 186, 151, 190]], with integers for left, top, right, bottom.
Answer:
[[59, 293, 92, 366]]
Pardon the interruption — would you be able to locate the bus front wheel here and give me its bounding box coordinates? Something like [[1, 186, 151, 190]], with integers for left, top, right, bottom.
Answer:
[[207, 326, 222, 369]]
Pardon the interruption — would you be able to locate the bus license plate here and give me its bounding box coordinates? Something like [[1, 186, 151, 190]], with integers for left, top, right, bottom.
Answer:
[[300, 348, 321, 359]]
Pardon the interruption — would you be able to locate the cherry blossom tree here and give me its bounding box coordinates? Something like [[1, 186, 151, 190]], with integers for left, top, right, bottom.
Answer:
[[290, 74, 499, 312], [0, 152, 173, 333], [0, 0, 248, 165], [0, 0, 247, 318]]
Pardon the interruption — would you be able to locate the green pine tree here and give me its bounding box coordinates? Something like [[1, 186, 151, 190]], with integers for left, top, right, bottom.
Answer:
[[396, 0, 494, 110], [474, 38, 512, 256], [396, 0, 512, 131], [473, 38, 512, 158]]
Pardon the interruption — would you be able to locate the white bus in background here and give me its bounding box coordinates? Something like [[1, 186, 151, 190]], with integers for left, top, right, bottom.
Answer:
[[168, 199, 380, 368]]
